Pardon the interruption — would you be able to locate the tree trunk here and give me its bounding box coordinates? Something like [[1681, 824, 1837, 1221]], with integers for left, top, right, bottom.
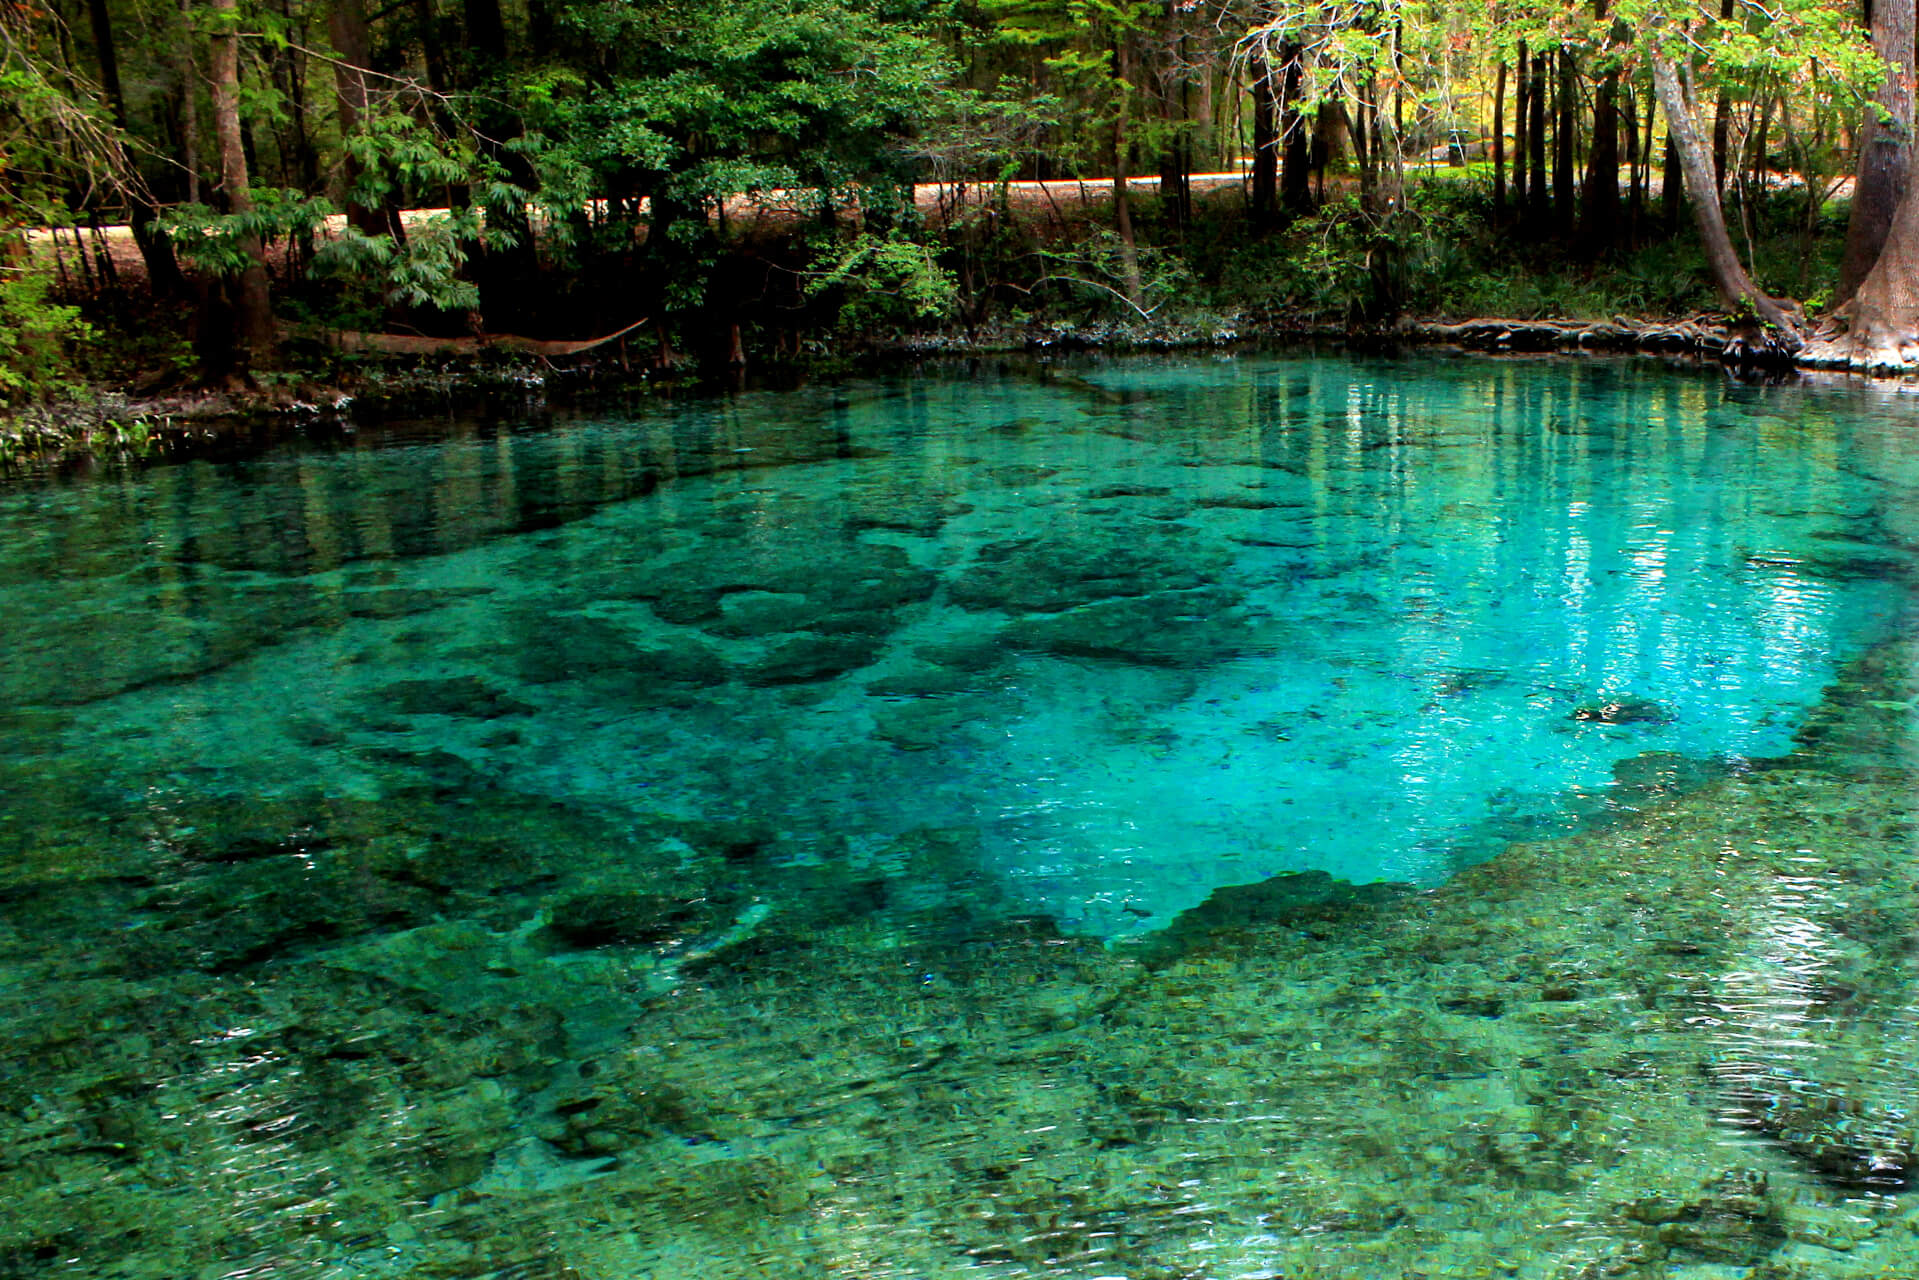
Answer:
[[1366, 70, 1402, 216], [1279, 43, 1311, 211], [1528, 50, 1548, 221], [1661, 133, 1680, 226], [1161, 41, 1194, 227], [1584, 5, 1620, 250], [1312, 102, 1341, 200], [1650, 55, 1799, 337], [413, 0, 450, 102], [209, 0, 277, 367], [1250, 51, 1277, 229], [330, 0, 399, 238], [1493, 61, 1507, 219], [178, 0, 202, 204], [275, 2, 320, 192], [1513, 42, 1528, 222], [1195, 64, 1216, 171], [1113, 44, 1143, 305], [1628, 85, 1647, 242], [464, 0, 507, 63], [1555, 47, 1576, 234], [1710, 0, 1735, 187], [1802, 148, 1919, 368], [86, 0, 187, 297], [1838, 0, 1916, 302]]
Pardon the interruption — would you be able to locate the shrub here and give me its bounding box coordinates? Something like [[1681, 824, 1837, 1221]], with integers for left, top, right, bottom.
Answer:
[[0, 253, 93, 404]]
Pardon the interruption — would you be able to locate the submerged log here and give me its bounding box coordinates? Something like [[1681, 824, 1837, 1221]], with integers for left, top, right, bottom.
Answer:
[[312, 316, 651, 360]]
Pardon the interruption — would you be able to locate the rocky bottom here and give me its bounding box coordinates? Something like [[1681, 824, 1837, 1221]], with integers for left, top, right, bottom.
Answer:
[[8, 639, 1919, 1280]]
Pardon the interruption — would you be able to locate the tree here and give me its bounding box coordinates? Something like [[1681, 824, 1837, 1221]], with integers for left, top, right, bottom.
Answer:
[[1620, 0, 1879, 342], [82, 0, 186, 295], [988, 0, 1156, 302], [1835, 0, 1915, 302], [1804, 148, 1919, 367], [1650, 52, 1799, 333], [206, 0, 277, 367], [1801, 0, 1919, 369], [519, 0, 951, 341]]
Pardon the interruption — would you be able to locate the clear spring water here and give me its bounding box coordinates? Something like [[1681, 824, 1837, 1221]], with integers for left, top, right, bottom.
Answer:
[[12, 352, 1919, 1279], [3, 354, 1915, 937]]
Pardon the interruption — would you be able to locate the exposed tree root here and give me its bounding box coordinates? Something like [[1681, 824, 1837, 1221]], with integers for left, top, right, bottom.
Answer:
[[1402, 315, 1733, 357], [1796, 333, 1919, 373], [1795, 300, 1919, 373], [308, 316, 651, 360]]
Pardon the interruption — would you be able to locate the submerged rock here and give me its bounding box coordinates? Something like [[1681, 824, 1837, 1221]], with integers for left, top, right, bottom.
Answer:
[[1610, 750, 1730, 794], [1724, 1071, 1917, 1191], [634, 539, 934, 630], [1640, 1169, 1784, 1264], [516, 614, 726, 701], [741, 633, 883, 686], [947, 525, 1228, 615], [544, 890, 726, 949], [374, 675, 534, 720], [1138, 869, 1409, 963], [1570, 697, 1673, 725], [846, 496, 973, 536], [871, 696, 974, 751], [1006, 585, 1255, 666]]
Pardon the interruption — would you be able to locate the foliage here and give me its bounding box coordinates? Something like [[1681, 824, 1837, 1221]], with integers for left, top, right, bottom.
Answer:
[[310, 213, 485, 317], [0, 0, 1909, 389], [162, 189, 335, 276], [807, 230, 958, 330], [0, 256, 94, 403], [0, 4, 130, 232]]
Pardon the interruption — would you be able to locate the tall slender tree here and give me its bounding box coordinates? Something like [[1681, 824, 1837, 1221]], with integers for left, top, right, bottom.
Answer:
[[208, 0, 276, 366]]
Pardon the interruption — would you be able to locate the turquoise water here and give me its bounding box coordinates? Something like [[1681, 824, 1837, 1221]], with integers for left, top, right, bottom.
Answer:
[[8, 352, 1919, 1278], [3, 356, 1911, 933]]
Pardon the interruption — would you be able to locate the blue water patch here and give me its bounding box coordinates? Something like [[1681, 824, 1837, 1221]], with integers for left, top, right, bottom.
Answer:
[[1, 354, 1913, 936]]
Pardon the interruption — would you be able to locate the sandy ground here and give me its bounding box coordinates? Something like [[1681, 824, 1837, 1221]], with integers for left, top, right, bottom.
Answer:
[[25, 171, 1262, 296]]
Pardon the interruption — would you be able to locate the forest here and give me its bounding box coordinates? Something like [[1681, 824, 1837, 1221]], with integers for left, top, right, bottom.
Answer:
[[6, 0, 1919, 413]]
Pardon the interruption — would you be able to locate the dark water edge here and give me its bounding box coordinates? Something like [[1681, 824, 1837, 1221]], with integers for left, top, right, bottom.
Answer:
[[9, 352, 1919, 1278], [2, 339, 1738, 477]]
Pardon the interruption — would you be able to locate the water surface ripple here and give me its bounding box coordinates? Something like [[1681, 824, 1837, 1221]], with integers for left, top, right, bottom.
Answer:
[[6, 353, 1919, 1278]]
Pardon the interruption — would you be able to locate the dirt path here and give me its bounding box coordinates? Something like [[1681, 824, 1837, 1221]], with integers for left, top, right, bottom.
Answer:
[[29, 171, 1262, 297]]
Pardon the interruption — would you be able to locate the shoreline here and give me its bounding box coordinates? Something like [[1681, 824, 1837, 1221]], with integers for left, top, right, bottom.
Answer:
[[0, 312, 1803, 469]]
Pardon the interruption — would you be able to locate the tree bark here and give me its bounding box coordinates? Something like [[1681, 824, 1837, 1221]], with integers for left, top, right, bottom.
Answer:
[[1837, 0, 1916, 302], [1161, 39, 1193, 228], [1513, 43, 1528, 222], [1555, 47, 1576, 234], [178, 0, 202, 205], [1710, 0, 1735, 186], [1661, 134, 1680, 226], [1366, 69, 1402, 216], [1528, 50, 1548, 222], [1493, 60, 1507, 219], [1112, 43, 1142, 304], [330, 0, 400, 239], [413, 0, 450, 101], [1802, 156, 1919, 367], [86, 0, 187, 298], [1650, 55, 1798, 337], [1250, 51, 1277, 229], [1584, 4, 1620, 250], [464, 0, 507, 63], [209, 0, 277, 366], [1279, 43, 1311, 211], [1628, 85, 1648, 242]]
